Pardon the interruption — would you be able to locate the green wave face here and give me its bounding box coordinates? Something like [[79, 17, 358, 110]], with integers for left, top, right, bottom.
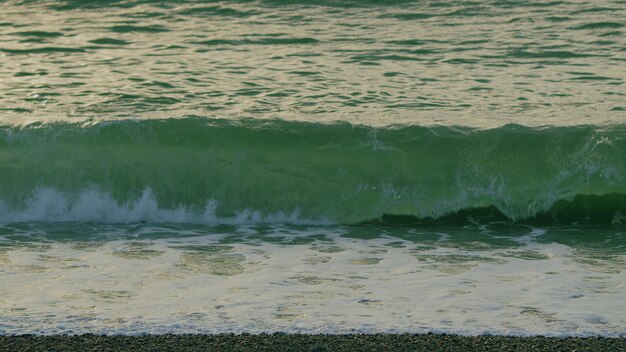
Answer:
[[0, 118, 625, 224]]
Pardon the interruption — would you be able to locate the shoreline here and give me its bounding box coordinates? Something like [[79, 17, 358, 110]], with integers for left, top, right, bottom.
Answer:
[[1, 334, 625, 352]]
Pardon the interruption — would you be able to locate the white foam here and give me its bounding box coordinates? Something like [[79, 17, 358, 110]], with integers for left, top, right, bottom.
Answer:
[[0, 232, 624, 336], [514, 227, 547, 245], [0, 187, 331, 225]]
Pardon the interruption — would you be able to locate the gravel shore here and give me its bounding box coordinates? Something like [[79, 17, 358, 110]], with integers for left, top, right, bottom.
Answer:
[[1, 333, 624, 352]]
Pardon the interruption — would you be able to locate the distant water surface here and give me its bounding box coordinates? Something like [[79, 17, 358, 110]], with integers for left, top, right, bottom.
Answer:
[[0, 0, 624, 126]]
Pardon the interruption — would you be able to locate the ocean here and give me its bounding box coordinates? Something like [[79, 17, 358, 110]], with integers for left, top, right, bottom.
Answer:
[[0, 0, 624, 337]]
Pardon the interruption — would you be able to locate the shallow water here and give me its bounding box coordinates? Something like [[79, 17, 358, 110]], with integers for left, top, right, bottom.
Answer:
[[0, 0, 625, 337], [1, 223, 624, 336]]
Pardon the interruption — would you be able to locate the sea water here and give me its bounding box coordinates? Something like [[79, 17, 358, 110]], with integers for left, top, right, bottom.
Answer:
[[0, 0, 624, 336]]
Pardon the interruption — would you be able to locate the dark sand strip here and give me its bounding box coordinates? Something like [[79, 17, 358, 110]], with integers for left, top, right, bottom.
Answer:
[[1, 334, 625, 352]]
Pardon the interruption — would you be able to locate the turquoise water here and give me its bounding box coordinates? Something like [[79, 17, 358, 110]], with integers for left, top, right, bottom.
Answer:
[[1, 119, 625, 223], [0, 0, 625, 336]]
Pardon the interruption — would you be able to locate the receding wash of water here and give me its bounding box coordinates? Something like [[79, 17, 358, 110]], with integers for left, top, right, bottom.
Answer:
[[0, 0, 624, 345]]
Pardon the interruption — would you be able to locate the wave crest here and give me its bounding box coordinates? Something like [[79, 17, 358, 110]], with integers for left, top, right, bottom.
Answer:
[[1, 118, 625, 224]]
